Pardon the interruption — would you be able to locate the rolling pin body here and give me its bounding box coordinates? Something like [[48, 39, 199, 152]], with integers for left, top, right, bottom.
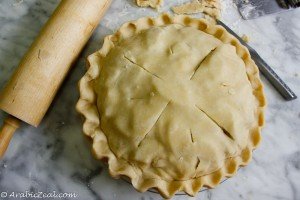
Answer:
[[0, 0, 111, 127], [0, 0, 111, 157]]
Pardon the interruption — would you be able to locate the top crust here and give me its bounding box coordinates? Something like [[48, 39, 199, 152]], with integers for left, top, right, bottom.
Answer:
[[76, 14, 266, 199]]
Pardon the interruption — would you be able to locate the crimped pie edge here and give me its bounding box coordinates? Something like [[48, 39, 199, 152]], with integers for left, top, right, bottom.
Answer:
[[76, 14, 266, 198]]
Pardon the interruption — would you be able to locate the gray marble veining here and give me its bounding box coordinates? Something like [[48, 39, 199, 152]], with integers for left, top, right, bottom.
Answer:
[[0, 0, 299, 199]]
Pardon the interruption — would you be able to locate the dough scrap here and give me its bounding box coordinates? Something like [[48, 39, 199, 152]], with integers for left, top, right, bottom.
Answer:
[[135, 0, 163, 8], [172, 0, 221, 19], [242, 34, 250, 43]]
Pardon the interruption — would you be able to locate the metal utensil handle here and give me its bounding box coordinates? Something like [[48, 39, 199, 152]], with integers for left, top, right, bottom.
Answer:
[[287, 0, 300, 7], [250, 51, 297, 100], [216, 20, 297, 101]]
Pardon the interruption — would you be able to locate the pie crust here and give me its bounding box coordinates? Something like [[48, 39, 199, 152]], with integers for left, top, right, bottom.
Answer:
[[76, 14, 266, 198]]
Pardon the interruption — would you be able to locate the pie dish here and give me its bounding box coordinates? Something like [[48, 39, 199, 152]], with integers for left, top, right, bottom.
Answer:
[[76, 14, 266, 198]]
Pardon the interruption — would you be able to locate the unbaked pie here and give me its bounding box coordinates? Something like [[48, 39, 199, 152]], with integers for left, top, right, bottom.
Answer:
[[77, 14, 266, 198]]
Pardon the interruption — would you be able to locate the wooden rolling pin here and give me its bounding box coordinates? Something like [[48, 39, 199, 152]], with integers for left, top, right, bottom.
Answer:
[[0, 0, 111, 157]]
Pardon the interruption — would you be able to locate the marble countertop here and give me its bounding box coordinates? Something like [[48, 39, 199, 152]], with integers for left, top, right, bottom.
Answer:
[[0, 0, 299, 199]]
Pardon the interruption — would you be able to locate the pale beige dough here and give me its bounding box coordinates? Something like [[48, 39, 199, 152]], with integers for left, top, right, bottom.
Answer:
[[242, 34, 250, 43], [135, 0, 163, 8], [96, 24, 255, 181], [172, 0, 221, 19]]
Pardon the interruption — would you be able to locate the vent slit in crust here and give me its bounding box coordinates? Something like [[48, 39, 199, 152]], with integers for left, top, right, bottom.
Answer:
[[189, 46, 218, 80], [137, 101, 170, 147], [195, 105, 234, 141], [195, 157, 201, 170], [123, 54, 163, 80], [190, 129, 195, 143]]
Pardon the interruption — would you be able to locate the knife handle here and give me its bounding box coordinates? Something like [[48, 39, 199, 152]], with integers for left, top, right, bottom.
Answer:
[[250, 51, 297, 100]]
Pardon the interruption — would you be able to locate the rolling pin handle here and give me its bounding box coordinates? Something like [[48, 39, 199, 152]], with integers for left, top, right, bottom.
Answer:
[[0, 115, 20, 158]]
